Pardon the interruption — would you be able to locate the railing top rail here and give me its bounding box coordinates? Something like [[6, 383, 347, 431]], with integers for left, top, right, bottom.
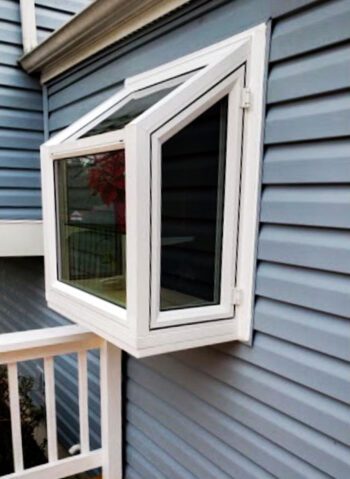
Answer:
[[0, 325, 121, 479], [0, 325, 102, 364], [0, 325, 100, 352]]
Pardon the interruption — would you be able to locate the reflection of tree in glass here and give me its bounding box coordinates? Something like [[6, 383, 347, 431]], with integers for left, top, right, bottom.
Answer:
[[0, 366, 46, 474], [88, 151, 125, 233]]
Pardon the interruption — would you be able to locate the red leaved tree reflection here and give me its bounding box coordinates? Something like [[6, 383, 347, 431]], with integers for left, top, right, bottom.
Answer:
[[88, 150, 125, 233]]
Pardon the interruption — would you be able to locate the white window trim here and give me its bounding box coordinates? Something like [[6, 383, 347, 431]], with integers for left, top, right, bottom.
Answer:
[[41, 23, 267, 357]]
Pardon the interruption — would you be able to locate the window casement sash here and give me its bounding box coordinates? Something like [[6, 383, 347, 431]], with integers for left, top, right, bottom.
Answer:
[[150, 67, 245, 328], [41, 133, 129, 331], [128, 43, 249, 329]]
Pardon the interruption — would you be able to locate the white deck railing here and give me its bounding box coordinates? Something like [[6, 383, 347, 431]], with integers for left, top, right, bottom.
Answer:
[[0, 325, 122, 479]]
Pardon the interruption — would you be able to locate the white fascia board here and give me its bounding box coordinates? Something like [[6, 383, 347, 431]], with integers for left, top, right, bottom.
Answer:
[[0, 221, 43, 257]]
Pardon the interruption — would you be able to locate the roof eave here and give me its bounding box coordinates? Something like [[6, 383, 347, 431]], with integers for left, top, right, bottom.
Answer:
[[20, 0, 192, 83]]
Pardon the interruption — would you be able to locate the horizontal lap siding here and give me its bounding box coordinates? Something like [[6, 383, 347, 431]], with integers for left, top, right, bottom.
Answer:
[[42, 0, 350, 477], [0, 0, 42, 219], [257, 2, 350, 477], [0, 0, 91, 220]]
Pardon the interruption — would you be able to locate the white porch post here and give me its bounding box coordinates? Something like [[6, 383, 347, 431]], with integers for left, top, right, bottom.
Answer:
[[100, 341, 123, 479]]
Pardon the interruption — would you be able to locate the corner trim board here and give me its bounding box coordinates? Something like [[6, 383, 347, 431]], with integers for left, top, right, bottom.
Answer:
[[19, 0, 38, 54]]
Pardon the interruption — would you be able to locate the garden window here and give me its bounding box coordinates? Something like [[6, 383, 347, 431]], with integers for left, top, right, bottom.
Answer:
[[41, 24, 267, 357]]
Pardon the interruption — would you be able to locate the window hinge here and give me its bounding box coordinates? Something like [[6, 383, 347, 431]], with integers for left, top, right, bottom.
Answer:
[[240, 88, 251, 109], [232, 288, 243, 306]]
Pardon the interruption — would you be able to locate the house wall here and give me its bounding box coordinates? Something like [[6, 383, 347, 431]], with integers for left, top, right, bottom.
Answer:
[[122, 3, 350, 476], [11, 0, 350, 476]]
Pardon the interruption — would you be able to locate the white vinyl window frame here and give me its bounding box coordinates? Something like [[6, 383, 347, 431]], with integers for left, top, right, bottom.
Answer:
[[41, 23, 267, 354]]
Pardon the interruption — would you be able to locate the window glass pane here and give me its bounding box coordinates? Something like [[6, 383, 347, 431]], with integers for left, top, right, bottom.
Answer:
[[82, 87, 176, 137], [55, 150, 126, 308], [160, 96, 228, 311], [81, 72, 196, 138]]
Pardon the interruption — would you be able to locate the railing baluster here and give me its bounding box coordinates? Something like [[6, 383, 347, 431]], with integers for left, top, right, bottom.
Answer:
[[44, 356, 58, 462], [7, 362, 24, 472], [0, 326, 106, 479], [78, 351, 90, 454]]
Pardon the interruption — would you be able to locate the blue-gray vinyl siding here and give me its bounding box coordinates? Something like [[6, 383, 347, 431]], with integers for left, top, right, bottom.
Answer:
[[0, 0, 42, 219], [9, 0, 350, 476], [0, 0, 91, 220]]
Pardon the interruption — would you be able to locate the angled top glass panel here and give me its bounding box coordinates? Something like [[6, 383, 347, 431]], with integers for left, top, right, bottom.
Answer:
[[80, 71, 197, 138]]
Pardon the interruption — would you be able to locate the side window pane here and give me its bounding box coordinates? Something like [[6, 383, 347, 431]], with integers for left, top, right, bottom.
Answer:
[[55, 150, 126, 308], [160, 96, 228, 310], [81, 87, 176, 137]]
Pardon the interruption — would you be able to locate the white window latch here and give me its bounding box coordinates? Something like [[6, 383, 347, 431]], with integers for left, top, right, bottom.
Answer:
[[232, 288, 243, 306], [240, 88, 251, 109]]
